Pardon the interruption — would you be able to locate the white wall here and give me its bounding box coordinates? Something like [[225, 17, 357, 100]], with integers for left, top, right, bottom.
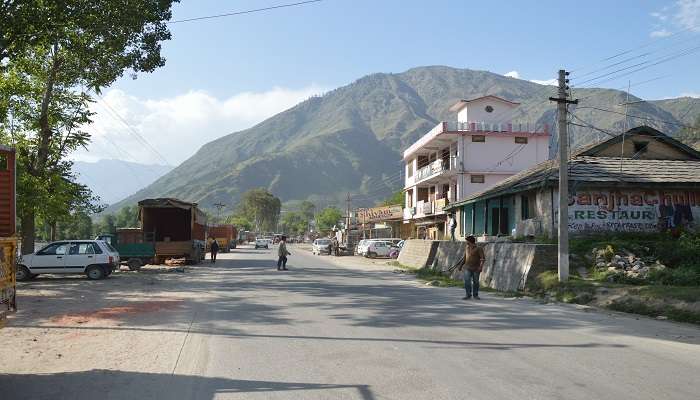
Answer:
[[460, 173, 511, 199], [462, 134, 549, 173], [457, 98, 518, 124]]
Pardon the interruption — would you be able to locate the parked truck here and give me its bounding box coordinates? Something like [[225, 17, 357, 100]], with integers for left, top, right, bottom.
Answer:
[[138, 198, 207, 264], [207, 224, 237, 253], [96, 228, 156, 270], [0, 145, 17, 327]]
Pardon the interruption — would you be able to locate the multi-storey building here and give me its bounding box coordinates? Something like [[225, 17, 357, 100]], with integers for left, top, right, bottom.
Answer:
[[402, 95, 551, 239]]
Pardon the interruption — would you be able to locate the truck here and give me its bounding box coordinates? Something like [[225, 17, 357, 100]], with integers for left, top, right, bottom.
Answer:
[[96, 228, 156, 271], [0, 145, 17, 327], [207, 224, 237, 253], [138, 198, 207, 264]]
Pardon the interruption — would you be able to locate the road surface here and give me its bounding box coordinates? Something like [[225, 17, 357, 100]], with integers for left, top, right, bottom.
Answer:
[[2, 244, 699, 400]]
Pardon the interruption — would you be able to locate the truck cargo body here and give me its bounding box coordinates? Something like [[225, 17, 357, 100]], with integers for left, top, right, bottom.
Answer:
[[96, 228, 155, 270], [208, 224, 237, 252], [0, 146, 16, 326], [139, 198, 206, 264]]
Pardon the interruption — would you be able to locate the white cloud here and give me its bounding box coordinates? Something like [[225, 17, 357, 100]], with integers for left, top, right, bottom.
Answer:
[[650, 29, 673, 37], [530, 78, 558, 86], [681, 92, 700, 98], [504, 71, 520, 79], [676, 0, 700, 30], [650, 1, 700, 37], [75, 85, 329, 165]]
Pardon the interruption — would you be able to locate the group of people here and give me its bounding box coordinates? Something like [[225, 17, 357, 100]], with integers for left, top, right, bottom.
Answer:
[[207, 235, 291, 272], [329, 237, 341, 256]]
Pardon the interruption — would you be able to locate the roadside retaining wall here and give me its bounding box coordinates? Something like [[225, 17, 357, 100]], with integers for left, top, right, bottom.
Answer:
[[399, 240, 557, 292]]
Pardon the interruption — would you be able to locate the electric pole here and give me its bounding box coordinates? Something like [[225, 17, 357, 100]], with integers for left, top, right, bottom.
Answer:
[[346, 193, 352, 229], [549, 69, 578, 282], [213, 202, 226, 223]]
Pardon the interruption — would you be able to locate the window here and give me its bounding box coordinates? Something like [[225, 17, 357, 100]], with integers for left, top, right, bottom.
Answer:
[[407, 163, 413, 178], [37, 243, 69, 256], [515, 137, 528, 144], [472, 135, 485, 143], [633, 141, 649, 155], [485, 105, 494, 113], [470, 175, 485, 183], [521, 194, 536, 220]]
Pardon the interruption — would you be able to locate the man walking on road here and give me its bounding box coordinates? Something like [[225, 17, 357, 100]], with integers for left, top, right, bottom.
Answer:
[[460, 235, 485, 300], [278, 235, 291, 271], [210, 238, 220, 264]]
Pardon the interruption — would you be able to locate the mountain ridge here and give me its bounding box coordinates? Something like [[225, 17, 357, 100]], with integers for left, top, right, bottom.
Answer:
[[107, 65, 697, 213]]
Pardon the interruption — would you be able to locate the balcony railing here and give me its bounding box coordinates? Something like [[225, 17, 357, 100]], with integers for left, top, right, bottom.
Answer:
[[444, 121, 548, 134]]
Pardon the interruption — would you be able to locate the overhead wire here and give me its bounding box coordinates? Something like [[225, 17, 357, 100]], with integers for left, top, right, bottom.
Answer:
[[167, 0, 324, 24]]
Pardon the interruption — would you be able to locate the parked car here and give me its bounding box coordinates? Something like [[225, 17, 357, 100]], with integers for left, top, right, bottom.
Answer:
[[17, 240, 120, 281], [389, 240, 404, 259], [312, 239, 331, 255], [254, 239, 269, 249], [364, 241, 394, 258], [356, 239, 396, 256]]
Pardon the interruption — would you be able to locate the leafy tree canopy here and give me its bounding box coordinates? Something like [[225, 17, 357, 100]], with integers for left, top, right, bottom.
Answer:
[[316, 207, 343, 233], [233, 188, 282, 233]]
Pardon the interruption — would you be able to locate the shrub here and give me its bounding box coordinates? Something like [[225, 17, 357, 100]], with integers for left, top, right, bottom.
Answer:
[[648, 266, 700, 286]]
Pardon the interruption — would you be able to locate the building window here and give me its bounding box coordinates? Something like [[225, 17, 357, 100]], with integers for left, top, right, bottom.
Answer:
[[633, 141, 649, 155], [485, 105, 494, 113], [472, 135, 485, 143], [407, 163, 413, 178], [470, 175, 485, 183], [515, 136, 528, 144], [521, 193, 535, 220]]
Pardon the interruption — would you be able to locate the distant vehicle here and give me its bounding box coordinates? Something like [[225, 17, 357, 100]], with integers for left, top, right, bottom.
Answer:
[[17, 240, 120, 281], [254, 239, 269, 249], [96, 228, 154, 271], [357, 239, 398, 256], [312, 239, 331, 255], [364, 241, 394, 258], [389, 240, 404, 259]]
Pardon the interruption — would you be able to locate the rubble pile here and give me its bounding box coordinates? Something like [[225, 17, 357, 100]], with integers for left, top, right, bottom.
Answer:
[[592, 246, 666, 280]]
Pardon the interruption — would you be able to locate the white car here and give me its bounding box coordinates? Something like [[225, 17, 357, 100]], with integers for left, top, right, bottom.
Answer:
[[364, 241, 394, 258], [254, 239, 269, 249], [312, 239, 331, 255], [356, 239, 390, 256], [17, 240, 120, 281]]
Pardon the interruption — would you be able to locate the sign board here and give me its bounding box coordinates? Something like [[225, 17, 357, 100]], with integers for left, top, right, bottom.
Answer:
[[357, 205, 403, 223], [564, 189, 700, 233]]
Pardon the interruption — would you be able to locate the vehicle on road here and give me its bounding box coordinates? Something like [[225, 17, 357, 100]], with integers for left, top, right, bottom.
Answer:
[[139, 198, 207, 264], [96, 228, 155, 271], [389, 240, 404, 259], [208, 224, 237, 252], [17, 240, 120, 281], [312, 239, 331, 255], [254, 239, 269, 249], [364, 241, 395, 258], [0, 145, 17, 326]]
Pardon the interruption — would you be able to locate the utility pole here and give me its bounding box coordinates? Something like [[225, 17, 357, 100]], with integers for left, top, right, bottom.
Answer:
[[213, 202, 226, 223], [549, 69, 578, 282], [346, 193, 352, 229]]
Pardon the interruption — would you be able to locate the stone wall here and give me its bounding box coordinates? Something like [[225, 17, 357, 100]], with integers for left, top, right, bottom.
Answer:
[[400, 239, 557, 292], [396, 240, 439, 269]]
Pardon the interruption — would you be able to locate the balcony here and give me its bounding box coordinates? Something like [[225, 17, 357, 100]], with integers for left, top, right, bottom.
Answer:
[[409, 158, 459, 187], [403, 207, 416, 220]]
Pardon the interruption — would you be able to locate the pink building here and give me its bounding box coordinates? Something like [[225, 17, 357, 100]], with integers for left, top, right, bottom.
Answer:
[[402, 95, 551, 239]]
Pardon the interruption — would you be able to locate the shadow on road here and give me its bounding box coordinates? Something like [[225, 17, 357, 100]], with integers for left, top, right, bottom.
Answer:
[[0, 369, 376, 400]]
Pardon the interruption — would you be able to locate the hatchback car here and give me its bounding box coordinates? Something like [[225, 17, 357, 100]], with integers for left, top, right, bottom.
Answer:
[[254, 239, 269, 249], [365, 241, 394, 258], [17, 240, 120, 281], [312, 239, 331, 255]]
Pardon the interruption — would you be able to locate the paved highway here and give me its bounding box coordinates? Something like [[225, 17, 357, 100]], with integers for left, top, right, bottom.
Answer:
[[3, 244, 700, 399]]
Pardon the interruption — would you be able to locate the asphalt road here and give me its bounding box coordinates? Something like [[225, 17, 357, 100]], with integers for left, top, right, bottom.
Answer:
[[3, 244, 700, 400]]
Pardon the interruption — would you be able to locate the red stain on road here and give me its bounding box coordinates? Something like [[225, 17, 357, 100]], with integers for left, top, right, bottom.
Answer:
[[50, 300, 184, 325]]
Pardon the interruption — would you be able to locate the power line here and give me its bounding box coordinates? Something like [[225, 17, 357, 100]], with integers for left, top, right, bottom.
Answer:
[[167, 0, 324, 24], [575, 106, 696, 128]]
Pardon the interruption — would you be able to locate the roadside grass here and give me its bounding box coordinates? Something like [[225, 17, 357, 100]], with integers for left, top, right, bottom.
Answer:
[[631, 286, 700, 302], [387, 261, 463, 287], [607, 298, 700, 324]]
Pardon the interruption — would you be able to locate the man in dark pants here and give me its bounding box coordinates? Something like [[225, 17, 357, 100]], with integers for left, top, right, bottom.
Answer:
[[210, 238, 220, 263], [277, 235, 291, 271], [460, 235, 485, 300]]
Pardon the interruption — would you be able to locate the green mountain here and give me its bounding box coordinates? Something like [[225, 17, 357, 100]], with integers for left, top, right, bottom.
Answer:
[[110, 66, 698, 213]]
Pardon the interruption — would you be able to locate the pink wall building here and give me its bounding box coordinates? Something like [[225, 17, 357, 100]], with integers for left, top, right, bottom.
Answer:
[[402, 95, 551, 239]]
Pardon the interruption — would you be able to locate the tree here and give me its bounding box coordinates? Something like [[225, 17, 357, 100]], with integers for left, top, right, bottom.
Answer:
[[299, 200, 316, 221], [226, 213, 253, 231], [235, 188, 282, 232], [0, 1, 178, 254], [115, 205, 139, 229], [280, 211, 308, 236], [378, 190, 404, 206], [316, 207, 343, 233], [95, 214, 116, 236]]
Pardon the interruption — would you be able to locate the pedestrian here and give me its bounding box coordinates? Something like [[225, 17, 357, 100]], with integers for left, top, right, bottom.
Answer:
[[277, 235, 291, 271], [210, 238, 220, 264], [448, 213, 457, 241], [460, 235, 485, 300]]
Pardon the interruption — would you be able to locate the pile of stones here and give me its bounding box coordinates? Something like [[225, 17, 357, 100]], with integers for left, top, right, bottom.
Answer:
[[592, 246, 666, 280]]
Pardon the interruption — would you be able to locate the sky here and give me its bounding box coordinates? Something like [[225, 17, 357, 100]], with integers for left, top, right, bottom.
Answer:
[[77, 0, 700, 166]]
